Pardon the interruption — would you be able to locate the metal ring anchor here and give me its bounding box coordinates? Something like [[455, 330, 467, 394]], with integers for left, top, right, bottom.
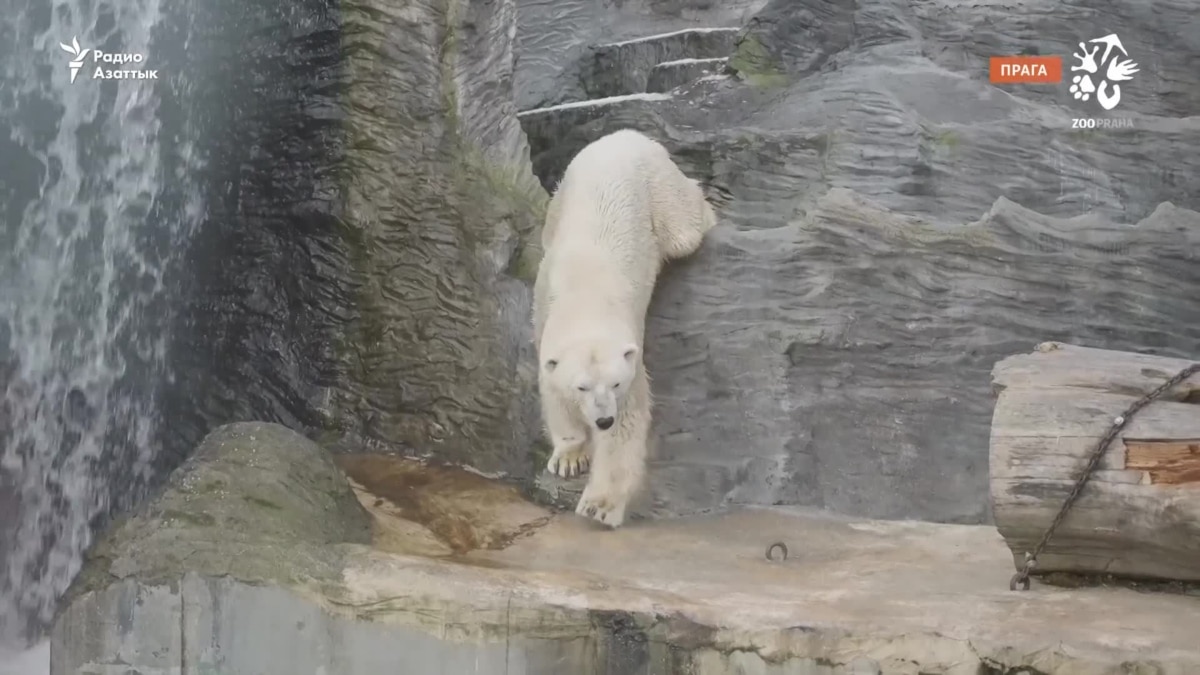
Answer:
[[1009, 553, 1036, 591], [1009, 571, 1031, 591], [765, 541, 788, 562]]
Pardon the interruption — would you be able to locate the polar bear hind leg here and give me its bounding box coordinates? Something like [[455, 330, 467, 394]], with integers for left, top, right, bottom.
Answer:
[[647, 161, 718, 261]]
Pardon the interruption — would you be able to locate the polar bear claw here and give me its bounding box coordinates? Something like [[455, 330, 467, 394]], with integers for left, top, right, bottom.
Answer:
[[547, 442, 590, 478], [575, 482, 626, 528]]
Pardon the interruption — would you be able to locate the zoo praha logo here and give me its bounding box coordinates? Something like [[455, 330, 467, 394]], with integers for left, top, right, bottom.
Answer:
[[59, 35, 159, 83], [989, 32, 1137, 130], [1067, 34, 1139, 111]]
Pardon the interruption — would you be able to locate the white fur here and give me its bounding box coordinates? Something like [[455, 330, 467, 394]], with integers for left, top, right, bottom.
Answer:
[[533, 129, 718, 528]]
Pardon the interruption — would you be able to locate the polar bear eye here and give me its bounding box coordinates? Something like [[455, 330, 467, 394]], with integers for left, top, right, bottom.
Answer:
[[577, 385, 589, 392], [612, 383, 619, 389]]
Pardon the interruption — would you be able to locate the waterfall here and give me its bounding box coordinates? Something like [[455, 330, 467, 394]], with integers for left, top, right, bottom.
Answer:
[[0, 0, 202, 646]]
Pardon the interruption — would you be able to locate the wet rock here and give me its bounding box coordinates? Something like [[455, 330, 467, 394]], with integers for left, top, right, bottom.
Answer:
[[325, 0, 546, 474], [335, 454, 552, 557], [515, 0, 1200, 524], [172, 0, 547, 480]]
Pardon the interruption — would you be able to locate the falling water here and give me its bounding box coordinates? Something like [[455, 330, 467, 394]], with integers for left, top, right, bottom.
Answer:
[[0, 0, 202, 649]]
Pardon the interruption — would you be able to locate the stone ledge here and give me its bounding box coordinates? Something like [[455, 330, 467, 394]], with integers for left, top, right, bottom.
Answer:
[[585, 27, 741, 99], [51, 439, 1200, 674], [516, 92, 675, 120], [648, 57, 729, 93]]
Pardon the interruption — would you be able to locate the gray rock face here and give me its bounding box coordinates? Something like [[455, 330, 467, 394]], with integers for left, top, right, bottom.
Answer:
[[172, 0, 547, 481], [325, 0, 546, 475], [583, 28, 739, 99], [516, 0, 1200, 524], [514, 0, 767, 110]]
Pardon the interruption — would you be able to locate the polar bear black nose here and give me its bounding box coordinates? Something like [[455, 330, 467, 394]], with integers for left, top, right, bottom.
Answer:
[[595, 416, 614, 430]]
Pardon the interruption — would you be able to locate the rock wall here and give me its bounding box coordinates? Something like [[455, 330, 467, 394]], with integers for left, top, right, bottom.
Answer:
[[328, 0, 545, 473], [516, 0, 1200, 524], [514, 0, 768, 110], [132, 0, 1200, 534], [169, 0, 546, 480]]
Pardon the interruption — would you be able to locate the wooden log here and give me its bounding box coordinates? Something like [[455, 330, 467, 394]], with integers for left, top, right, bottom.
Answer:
[[989, 341, 1200, 582]]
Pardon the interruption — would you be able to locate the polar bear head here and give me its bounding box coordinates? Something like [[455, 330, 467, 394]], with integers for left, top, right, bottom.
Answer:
[[543, 341, 639, 431]]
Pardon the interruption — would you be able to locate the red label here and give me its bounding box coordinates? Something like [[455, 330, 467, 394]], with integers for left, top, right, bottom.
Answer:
[[989, 56, 1063, 84]]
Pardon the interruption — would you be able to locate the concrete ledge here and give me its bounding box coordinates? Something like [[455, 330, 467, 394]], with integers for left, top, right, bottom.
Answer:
[[51, 431, 1200, 674]]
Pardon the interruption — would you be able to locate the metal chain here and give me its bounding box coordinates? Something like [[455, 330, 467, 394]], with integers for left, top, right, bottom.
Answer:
[[1009, 361, 1200, 591]]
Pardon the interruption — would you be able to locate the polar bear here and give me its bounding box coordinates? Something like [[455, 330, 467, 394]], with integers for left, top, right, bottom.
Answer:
[[533, 128, 718, 528]]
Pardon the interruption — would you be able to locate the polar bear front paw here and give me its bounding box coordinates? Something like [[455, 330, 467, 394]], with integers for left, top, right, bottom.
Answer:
[[547, 444, 589, 478], [575, 486, 627, 528]]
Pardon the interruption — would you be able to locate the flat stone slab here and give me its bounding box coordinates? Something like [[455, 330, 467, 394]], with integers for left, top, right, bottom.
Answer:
[[341, 501, 1200, 673], [52, 435, 1200, 674]]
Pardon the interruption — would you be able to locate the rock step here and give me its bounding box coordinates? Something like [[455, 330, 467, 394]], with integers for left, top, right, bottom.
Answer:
[[516, 27, 737, 188], [516, 92, 674, 119], [647, 56, 729, 93], [517, 92, 677, 191], [582, 26, 740, 99]]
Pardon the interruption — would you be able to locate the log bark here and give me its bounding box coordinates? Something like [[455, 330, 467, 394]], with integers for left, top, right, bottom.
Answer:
[[990, 341, 1200, 582]]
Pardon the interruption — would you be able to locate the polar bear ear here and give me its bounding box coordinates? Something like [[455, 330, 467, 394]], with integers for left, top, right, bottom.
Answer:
[[622, 344, 639, 362], [544, 359, 558, 372]]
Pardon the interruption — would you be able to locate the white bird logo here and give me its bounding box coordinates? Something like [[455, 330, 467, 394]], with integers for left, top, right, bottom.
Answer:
[[59, 36, 89, 84]]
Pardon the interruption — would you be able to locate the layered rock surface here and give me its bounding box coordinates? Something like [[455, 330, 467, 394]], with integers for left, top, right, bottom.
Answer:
[[170, 0, 547, 485], [516, 0, 1200, 524], [51, 422, 1200, 674]]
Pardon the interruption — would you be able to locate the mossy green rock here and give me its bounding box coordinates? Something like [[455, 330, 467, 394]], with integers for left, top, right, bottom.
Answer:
[[65, 422, 370, 604]]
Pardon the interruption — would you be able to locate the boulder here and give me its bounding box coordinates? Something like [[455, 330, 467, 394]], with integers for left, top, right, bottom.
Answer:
[[515, 0, 1200, 524], [59, 422, 371, 607], [51, 421, 1200, 674]]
